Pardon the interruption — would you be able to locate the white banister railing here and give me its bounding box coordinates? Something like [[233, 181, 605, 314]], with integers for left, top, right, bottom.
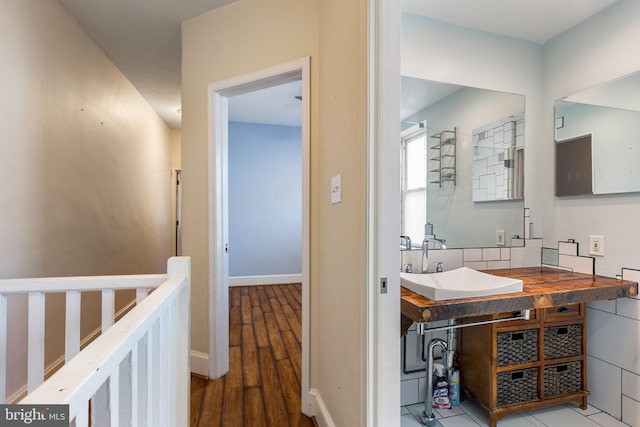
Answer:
[[0, 257, 190, 426]]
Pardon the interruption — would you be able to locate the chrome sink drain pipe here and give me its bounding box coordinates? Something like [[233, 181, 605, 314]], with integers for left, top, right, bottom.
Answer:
[[420, 320, 456, 427]]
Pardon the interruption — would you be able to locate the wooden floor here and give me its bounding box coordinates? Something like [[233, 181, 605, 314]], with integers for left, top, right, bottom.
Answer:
[[191, 284, 315, 427]]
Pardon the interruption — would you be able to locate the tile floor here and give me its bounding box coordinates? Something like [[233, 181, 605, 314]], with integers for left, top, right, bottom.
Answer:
[[401, 401, 630, 427]]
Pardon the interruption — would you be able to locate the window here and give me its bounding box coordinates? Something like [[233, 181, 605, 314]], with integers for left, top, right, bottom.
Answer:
[[401, 126, 427, 245]]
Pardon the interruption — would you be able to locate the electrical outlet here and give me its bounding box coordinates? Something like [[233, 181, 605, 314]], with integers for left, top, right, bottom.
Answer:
[[496, 230, 505, 246], [589, 235, 604, 256]]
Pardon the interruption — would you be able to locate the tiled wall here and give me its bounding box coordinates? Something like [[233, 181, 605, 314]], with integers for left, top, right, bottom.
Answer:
[[472, 113, 525, 201], [400, 238, 542, 405], [547, 241, 640, 426]]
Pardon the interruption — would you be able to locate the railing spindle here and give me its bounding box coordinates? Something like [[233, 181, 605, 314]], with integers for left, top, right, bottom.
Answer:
[[65, 291, 81, 362], [101, 289, 115, 332], [0, 295, 6, 403], [27, 292, 45, 392], [110, 370, 119, 427]]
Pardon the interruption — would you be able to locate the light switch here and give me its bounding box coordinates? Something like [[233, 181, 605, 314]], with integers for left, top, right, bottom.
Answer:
[[331, 174, 342, 204]]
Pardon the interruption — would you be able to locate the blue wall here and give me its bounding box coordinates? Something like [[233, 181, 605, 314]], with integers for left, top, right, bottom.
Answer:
[[228, 122, 302, 276]]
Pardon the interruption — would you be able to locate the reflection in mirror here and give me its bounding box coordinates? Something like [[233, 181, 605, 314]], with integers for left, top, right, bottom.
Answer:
[[401, 77, 525, 248], [555, 71, 640, 195]]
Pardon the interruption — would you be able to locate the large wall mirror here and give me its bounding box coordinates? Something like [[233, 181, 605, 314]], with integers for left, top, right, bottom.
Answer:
[[401, 76, 525, 248], [555, 70, 640, 196]]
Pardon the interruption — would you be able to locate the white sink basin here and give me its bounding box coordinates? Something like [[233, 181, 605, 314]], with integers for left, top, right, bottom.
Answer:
[[400, 267, 523, 301]]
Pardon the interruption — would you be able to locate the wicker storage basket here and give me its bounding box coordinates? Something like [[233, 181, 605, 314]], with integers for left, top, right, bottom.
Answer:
[[544, 324, 582, 359], [497, 329, 538, 366], [497, 367, 538, 407], [544, 361, 582, 397]]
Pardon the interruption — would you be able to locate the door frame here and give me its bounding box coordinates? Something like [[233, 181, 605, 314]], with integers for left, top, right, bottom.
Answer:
[[207, 57, 311, 411], [367, 0, 401, 424]]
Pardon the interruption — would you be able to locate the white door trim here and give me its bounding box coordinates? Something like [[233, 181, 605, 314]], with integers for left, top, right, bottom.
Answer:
[[367, 0, 401, 425], [207, 57, 311, 412]]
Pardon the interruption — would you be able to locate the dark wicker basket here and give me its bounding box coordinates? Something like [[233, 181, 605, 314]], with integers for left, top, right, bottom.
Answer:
[[544, 361, 582, 397], [497, 367, 538, 407], [497, 329, 538, 366], [544, 324, 582, 359]]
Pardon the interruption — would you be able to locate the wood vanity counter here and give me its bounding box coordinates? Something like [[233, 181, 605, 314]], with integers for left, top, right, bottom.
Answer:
[[401, 266, 637, 328], [401, 266, 638, 427]]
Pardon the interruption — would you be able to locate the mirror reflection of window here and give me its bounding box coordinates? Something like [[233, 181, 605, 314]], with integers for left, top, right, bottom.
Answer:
[[401, 127, 427, 245]]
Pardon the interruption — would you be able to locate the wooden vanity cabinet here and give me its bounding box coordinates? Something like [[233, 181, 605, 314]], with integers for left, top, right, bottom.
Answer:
[[458, 303, 588, 427]]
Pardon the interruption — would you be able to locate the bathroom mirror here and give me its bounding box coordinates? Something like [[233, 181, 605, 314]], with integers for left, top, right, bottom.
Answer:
[[555, 70, 640, 195], [401, 77, 525, 248]]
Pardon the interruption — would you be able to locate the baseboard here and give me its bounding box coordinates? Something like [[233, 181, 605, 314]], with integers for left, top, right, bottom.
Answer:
[[229, 274, 302, 287], [308, 388, 336, 427], [190, 350, 209, 377]]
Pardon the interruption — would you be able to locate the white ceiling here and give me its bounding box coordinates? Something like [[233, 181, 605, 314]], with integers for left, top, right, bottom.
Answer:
[[402, 0, 619, 44], [59, 0, 238, 129], [60, 0, 619, 130], [400, 0, 620, 120]]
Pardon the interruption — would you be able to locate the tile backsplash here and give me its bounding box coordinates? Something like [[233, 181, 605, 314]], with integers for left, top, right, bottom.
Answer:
[[400, 238, 542, 273]]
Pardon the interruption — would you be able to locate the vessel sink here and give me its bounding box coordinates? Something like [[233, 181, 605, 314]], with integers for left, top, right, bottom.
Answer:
[[400, 267, 523, 301]]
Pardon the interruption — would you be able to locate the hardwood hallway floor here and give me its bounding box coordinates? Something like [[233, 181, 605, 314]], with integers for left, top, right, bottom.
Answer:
[[191, 284, 315, 427]]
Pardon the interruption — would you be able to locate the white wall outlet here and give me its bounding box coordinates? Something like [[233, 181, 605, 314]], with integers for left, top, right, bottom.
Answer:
[[496, 230, 505, 246], [589, 235, 604, 256], [331, 174, 342, 204]]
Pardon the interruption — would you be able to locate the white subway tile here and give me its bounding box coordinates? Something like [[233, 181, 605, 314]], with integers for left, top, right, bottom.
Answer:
[[463, 249, 482, 262], [587, 308, 640, 375], [622, 396, 640, 427], [617, 297, 640, 320], [587, 356, 622, 419], [487, 261, 510, 270], [464, 261, 487, 270], [558, 254, 594, 275], [428, 249, 464, 272], [401, 379, 419, 406], [623, 370, 640, 402], [482, 248, 501, 261], [587, 299, 617, 314], [511, 245, 541, 268], [500, 248, 511, 260], [559, 241, 579, 256]]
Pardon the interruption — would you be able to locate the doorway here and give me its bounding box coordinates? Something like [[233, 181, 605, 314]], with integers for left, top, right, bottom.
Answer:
[[207, 57, 311, 412]]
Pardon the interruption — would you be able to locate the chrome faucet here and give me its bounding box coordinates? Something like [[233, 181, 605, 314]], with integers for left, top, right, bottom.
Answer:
[[421, 237, 446, 273], [400, 235, 412, 250]]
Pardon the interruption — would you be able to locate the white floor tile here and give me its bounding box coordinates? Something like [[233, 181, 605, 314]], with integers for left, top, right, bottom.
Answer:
[[437, 414, 480, 427], [435, 405, 466, 419], [456, 400, 538, 427], [588, 412, 629, 427], [402, 399, 619, 427], [529, 404, 601, 426], [401, 414, 424, 427], [407, 403, 434, 421], [572, 404, 602, 417]]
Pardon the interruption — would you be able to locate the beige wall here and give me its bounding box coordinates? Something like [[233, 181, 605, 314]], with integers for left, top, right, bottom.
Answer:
[[171, 130, 182, 256], [181, 0, 368, 423], [0, 1, 173, 399]]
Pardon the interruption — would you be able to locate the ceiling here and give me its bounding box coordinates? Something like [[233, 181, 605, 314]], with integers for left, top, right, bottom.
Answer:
[[59, 0, 238, 129], [400, 0, 619, 120], [60, 0, 619, 130]]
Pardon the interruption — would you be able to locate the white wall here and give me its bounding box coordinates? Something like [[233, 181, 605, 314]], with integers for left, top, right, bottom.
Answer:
[[543, 1, 640, 423], [0, 1, 172, 399], [544, 0, 640, 277], [403, 87, 525, 247]]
